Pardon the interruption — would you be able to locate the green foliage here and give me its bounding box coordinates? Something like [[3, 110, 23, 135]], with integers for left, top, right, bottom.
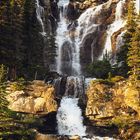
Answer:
[[111, 115, 133, 128], [0, 0, 54, 80], [91, 78, 114, 86], [116, 0, 137, 78], [10, 78, 26, 91], [110, 76, 125, 83], [87, 59, 112, 79], [127, 25, 140, 84], [0, 64, 8, 83]]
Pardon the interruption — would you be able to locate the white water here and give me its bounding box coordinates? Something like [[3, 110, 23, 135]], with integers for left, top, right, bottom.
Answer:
[[135, 0, 140, 14], [102, 0, 126, 57], [55, 0, 124, 138], [78, 7, 101, 62], [57, 97, 86, 136], [116, 30, 125, 50], [65, 76, 84, 98], [55, 0, 81, 75], [77, 0, 112, 62], [36, 0, 46, 36]]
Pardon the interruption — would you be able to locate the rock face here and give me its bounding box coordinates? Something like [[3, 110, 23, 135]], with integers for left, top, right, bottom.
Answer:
[[86, 81, 115, 120], [35, 133, 80, 140], [85, 78, 140, 139], [78, 0, 127, 72], [86, 78, 139, 121], [61, 41, 73, 75], [124, 87, 140, 117], [6, 80, 57, 114]]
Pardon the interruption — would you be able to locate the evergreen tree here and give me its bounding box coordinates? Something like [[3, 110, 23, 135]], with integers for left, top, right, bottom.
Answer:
[[127, 25, 140, 84], [116, 0, 136, 77]]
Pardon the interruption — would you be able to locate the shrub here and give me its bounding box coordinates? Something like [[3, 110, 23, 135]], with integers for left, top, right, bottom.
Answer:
[[87, 59, 112, 79]]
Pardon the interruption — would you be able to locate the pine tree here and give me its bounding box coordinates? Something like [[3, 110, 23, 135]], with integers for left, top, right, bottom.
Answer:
[[116, 0, 137, 77], [127, 25, 140, 84]]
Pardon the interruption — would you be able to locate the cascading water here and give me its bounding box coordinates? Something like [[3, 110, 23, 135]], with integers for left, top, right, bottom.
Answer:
[[135, 0, 140, 14], [55, 0, 125, 138], [102, 0, 126, 57], [55, 0, 86, 136], [36, 0, 46, 36], [55, 0, 81, 76], [57, 97, 86, 136], [77, 3, 107, 62]]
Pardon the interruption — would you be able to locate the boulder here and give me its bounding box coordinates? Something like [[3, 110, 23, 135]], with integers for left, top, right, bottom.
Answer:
[[124, 87, 140, 117], [85, 79, 138, 121], [6, 80, 58, 114]]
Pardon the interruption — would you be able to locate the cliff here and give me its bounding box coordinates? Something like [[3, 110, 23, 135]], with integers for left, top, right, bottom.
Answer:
[[86, 77, 140, 139], [6, 80, 57, 114]]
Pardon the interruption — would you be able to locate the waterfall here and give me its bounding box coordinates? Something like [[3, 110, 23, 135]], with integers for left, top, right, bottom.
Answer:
[[77, 3, 104, 44], [55, 0, 86, 134], [55, 0, 81, 76], [135, 0, 140, 14], [54, 0, 126, 138], [64, 76, 84, 98], [77, 0, 112, 62], [56, 1, 81, 76], [36, 0, 46, 36], [57, 97, 86, 136], [102, 0, 126, 57]]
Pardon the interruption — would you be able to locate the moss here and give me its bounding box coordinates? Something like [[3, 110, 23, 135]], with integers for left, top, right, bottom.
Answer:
[[91, 79, 114, 86], [110, 76, 125, 83], [9, 78, 26, 91], [110, 115, 133, 128]]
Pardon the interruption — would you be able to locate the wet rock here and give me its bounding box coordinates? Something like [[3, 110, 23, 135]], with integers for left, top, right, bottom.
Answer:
[[61, 41, 73, 75], [79, 0, 126, 71], [66, 2, 79, 21], [50, 0, 59, 20]]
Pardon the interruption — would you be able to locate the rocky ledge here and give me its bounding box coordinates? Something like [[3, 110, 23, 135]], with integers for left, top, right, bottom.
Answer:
[[6, 80, 57, 114], [85, 77, 140, 139]]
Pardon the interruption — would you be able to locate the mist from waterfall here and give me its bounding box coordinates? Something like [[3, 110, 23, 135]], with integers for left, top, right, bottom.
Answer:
[[57, 97, 86, 136], [36, 0, 46, 36], [102, 0, 126, 57]]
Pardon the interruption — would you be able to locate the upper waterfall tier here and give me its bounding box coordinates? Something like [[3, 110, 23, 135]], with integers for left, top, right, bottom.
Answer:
[[36, 0, 46, 36], [55, 0, 127, 75], [55, 0, 81, 76]]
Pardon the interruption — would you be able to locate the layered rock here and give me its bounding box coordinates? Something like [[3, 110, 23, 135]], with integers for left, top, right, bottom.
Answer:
[[86, 78, 139, 121], [85, 78, 140, 139], [77, 0, 128, 72], [6, 80, 57, 114]]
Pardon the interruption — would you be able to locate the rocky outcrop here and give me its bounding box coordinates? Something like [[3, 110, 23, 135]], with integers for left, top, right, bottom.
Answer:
[[78, 0, 127, 72], [86, 78, 139, 121], [6, 80, 57, 114], [36, 133, 80, 140], [124, 86, 140, 117], [85, 78, 140, 139], [86, 81, 115, 120]]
